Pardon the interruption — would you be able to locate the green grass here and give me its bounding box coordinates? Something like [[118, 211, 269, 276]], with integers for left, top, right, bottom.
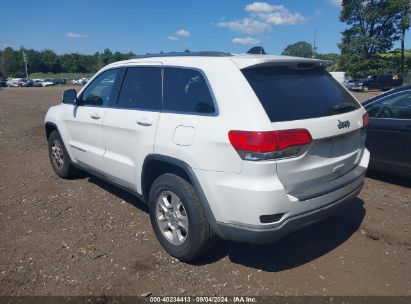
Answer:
[[29, 72, 93, 79]]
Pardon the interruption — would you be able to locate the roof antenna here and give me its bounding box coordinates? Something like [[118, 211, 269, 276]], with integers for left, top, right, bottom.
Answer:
[[247, 46, 266, 55]]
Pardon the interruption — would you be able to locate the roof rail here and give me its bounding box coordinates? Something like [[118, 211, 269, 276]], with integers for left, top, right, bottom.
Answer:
[[129, 51, 232, 59]]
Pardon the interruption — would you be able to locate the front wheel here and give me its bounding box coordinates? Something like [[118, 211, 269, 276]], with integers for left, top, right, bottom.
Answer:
[[149, 173, 217, 261], [48, 130, 79, 178]]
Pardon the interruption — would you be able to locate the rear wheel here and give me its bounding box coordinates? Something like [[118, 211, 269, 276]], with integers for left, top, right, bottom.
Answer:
[[48, 130, 79, 178], [148, 173, 217, 261]]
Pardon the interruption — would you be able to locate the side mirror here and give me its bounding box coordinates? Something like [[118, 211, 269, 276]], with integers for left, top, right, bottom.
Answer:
[[62, 89, 77, 104]]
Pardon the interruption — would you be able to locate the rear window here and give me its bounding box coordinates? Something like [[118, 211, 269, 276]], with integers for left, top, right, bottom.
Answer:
[[242, 66, 360, 122]]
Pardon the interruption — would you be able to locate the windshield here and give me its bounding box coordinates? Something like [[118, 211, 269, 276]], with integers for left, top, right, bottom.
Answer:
[[241, 65, 361, 122]]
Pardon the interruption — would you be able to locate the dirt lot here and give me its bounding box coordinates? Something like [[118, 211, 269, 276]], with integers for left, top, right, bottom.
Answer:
[[0, 87, 410, 296]]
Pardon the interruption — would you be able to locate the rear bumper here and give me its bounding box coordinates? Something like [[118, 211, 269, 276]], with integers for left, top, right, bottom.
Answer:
[[289, 165, 366, 201], [215, 182, 363, 244], [194, 148, 369, 243]]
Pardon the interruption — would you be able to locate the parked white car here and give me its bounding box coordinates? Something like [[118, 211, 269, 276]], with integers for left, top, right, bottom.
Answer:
[[6, 78, 22, 87], [42, 80, 55, 87], [45, 52, 370, 261], [74, 78, 88, 86], [32, 79, 54, 87]]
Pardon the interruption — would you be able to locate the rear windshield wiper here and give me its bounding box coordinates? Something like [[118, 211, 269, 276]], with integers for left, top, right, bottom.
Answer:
[[331, 103, 358, 113]]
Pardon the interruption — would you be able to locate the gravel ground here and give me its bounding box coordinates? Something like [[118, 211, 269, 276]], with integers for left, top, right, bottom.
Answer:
[[0, 87, 410, 296], [351, 91, 382, 103]]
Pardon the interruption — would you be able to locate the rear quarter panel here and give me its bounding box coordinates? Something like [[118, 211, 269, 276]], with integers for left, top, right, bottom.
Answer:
[[154, 58, 274, 173]]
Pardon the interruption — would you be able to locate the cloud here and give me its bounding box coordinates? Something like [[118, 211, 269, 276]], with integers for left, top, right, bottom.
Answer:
[[167, 29, 191, 41], [217, 18, 271, 35], [247, 2, 305, 26], [217, 2, 305, 35], [176, 29, 190, 37], [327, 0, 342, 7], [232, 37, 260, 45], [261, 10, 305, 25], [66, 32, 87, 38], [245, 2, 286, 14]]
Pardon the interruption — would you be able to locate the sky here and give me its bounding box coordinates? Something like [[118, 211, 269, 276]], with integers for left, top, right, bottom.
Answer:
[[1, 0, 409, 55]]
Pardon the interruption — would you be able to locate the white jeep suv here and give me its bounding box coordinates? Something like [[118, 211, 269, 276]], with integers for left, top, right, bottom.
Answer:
[[45, 52, 370, 261]]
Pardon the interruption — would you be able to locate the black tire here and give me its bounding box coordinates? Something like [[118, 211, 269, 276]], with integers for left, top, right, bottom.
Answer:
[[149, 173, 217, 261], [48, 130, 79, 178]]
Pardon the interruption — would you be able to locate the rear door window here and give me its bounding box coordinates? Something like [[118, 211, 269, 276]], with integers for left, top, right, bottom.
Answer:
[[117, 67, 162, 110], [163, 67, 216, 114], [242, 66, 360, 122], [366, 91, 411, 119]]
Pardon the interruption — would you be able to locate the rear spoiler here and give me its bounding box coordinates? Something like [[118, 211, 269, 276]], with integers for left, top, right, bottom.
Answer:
[[231, 55, 328, 70]]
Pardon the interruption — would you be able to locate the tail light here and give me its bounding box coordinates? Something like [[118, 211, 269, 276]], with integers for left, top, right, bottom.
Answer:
[[228, 129, 312, 161], [362, 112, 370, 128]]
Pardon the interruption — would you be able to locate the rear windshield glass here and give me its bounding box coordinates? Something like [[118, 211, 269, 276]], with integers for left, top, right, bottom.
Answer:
[[242, 66, 360, 122]]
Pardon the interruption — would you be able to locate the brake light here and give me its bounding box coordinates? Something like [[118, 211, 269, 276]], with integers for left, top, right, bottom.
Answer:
[[362, 112, 370, 128], [228, 131, 278, 153], [277, 129, 312, 150], [228, 129, 312, 161]]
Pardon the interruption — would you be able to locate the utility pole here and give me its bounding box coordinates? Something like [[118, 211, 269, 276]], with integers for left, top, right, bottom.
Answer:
[[312, 29, 317, 58], [22, 51, 28, 78]]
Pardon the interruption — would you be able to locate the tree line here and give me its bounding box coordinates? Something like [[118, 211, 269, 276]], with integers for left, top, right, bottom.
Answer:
[[0, 48, 135, 78], [282, 0, 410, 79], [1, 1, 409, 80], [281, 41, 411, 78]]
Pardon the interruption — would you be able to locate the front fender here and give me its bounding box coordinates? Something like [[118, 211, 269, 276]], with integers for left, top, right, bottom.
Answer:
[[44, 105, 76, 162]]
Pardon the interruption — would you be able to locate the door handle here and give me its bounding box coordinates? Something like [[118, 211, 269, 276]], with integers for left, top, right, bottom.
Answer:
[[90, 113, 101, 120], [136, 118, 153, 126]]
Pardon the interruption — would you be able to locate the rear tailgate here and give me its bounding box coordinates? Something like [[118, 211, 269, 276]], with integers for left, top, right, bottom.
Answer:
[[272, 110, 366, 195], [241, 61, 367, 196]]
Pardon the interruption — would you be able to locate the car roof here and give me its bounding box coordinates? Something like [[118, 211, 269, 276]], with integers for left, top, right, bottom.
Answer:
[[363, 84, 411, 106], [106, 52, 326, 70]]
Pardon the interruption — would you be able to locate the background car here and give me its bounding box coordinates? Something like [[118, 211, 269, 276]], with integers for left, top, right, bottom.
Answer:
[[31, 79, 52, 87], [6, 78, 22, 87], [0, 77, 7, 87], [42, 79, 55, 86], [38, 79, 54, 87], [363, 85, 411, 177], [74, 78, 88, 86], [53, 78, 66, 85], [344, 79, 359, 90], [18, 79, 33, 87], [350, 74, 403, 92], [32, 80, 45, 87]]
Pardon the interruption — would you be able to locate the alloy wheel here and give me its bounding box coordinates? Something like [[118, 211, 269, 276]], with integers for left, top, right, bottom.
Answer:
[[155, 191, 189, 246], [51, 139, 64, 169]]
